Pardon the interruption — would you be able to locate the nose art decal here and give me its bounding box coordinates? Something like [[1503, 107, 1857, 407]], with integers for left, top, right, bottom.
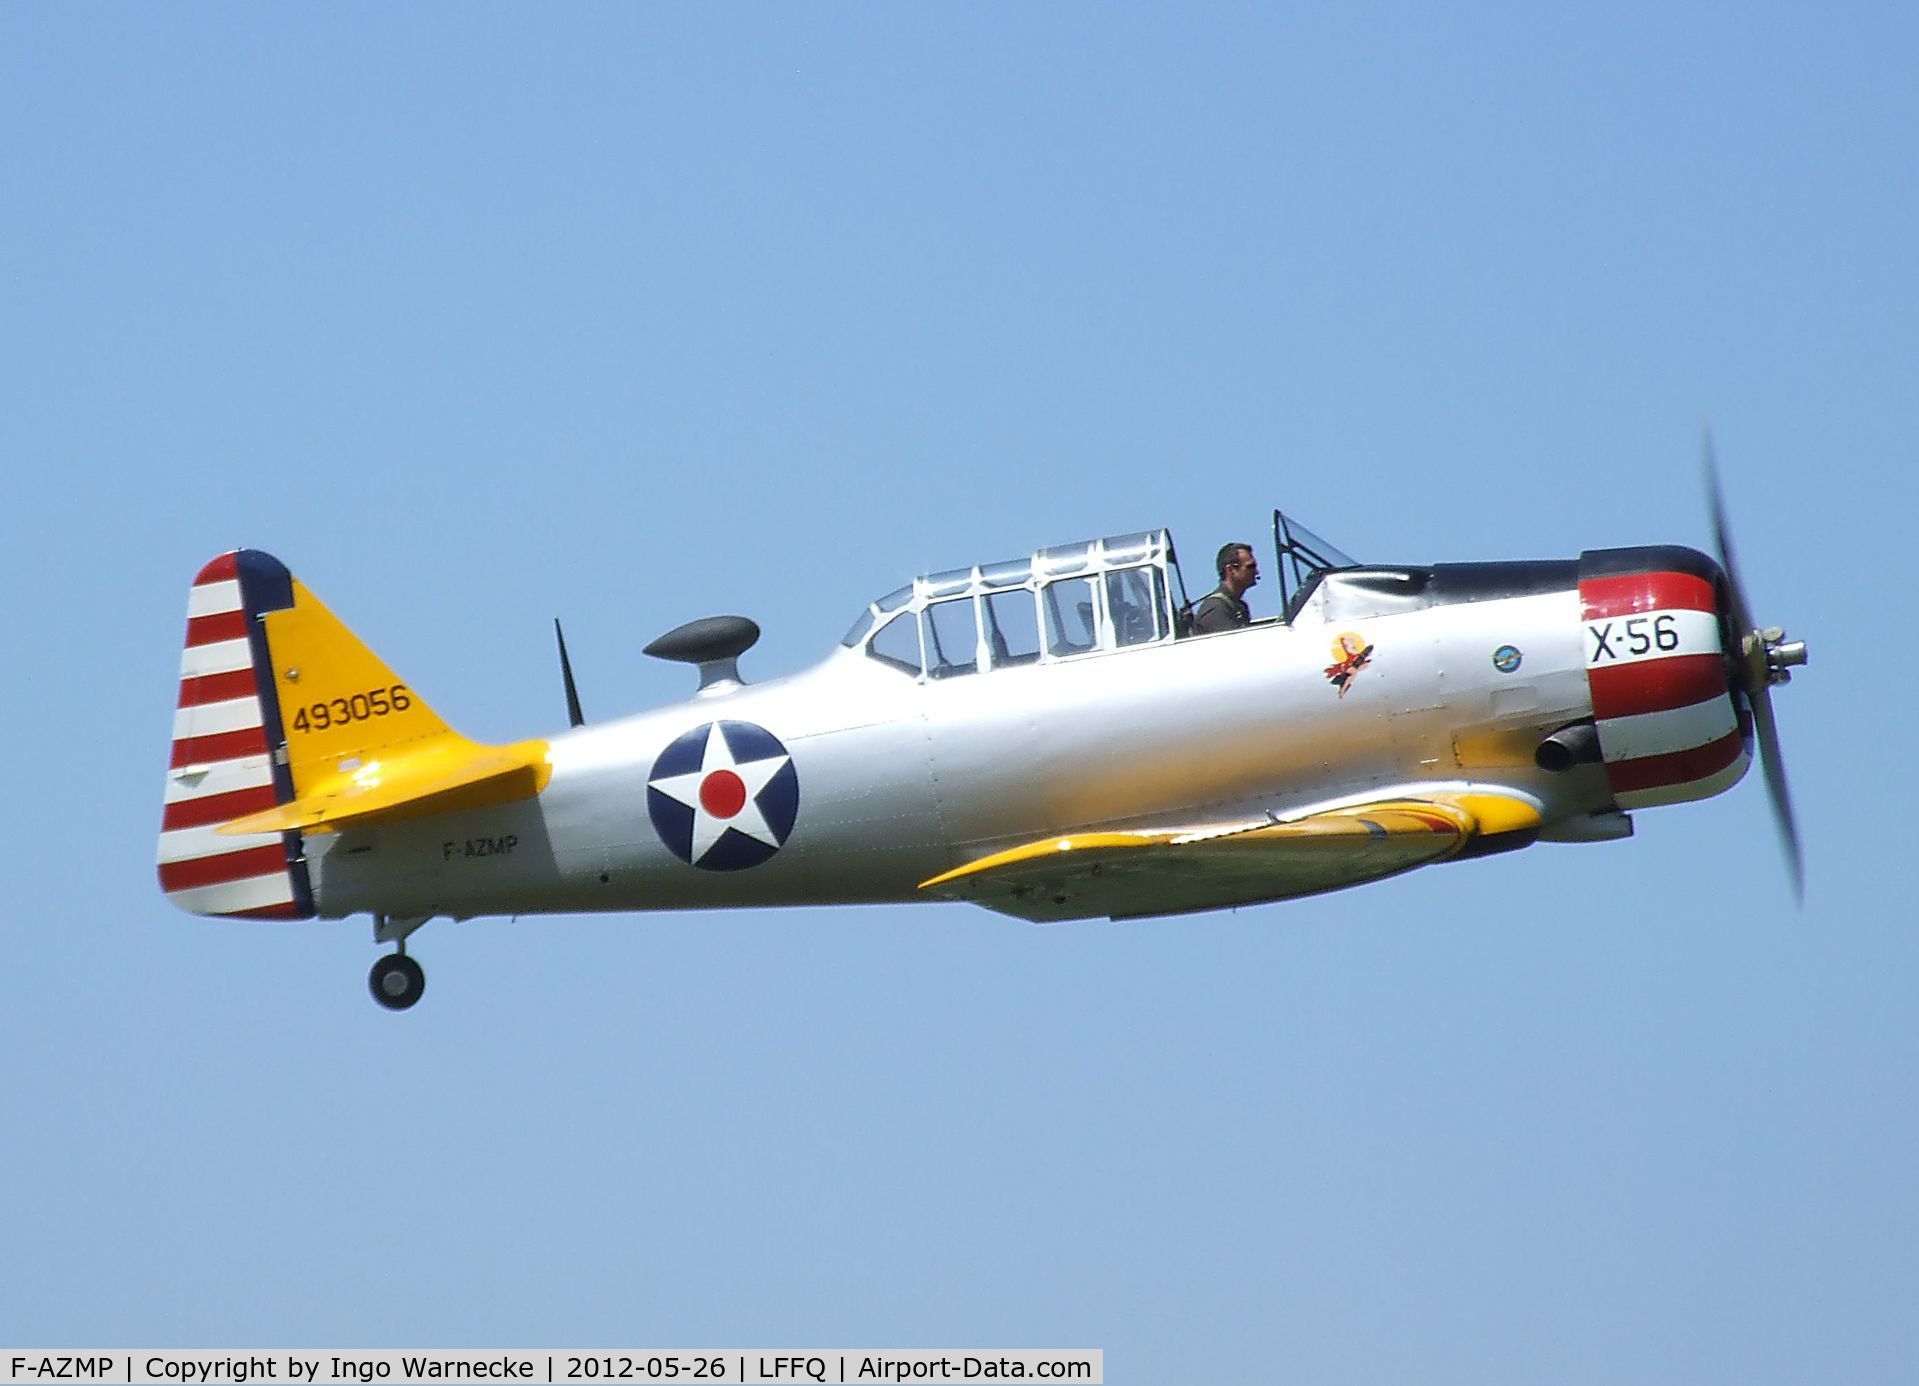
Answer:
[[1324, 632, 1375, 697]]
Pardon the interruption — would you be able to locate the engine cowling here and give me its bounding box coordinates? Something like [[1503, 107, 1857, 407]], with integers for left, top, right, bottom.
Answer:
[[1577, 546, 1753, 811]]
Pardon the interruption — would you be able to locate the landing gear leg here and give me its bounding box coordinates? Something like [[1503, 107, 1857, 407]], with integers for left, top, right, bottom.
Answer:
[[369, 914, 431, 1011]]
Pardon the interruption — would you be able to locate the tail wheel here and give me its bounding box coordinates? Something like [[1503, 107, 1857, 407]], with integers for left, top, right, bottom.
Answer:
[[369, 953, 426, 1011]]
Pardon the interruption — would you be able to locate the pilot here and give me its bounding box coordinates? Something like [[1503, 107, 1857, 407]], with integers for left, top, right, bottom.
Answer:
[[1191, 542, 1259, 633]]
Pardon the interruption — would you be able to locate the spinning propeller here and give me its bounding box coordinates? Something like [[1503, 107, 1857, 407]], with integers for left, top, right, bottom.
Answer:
[[1703, 431, 1808, 901]]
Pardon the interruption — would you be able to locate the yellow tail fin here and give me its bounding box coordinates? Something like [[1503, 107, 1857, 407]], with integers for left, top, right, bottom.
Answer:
[[266, 576, 455, 791], [219, 569, 549, 836]]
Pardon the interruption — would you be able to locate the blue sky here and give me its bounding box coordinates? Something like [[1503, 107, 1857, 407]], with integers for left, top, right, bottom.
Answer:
[[3, 5, 1914, 1381]]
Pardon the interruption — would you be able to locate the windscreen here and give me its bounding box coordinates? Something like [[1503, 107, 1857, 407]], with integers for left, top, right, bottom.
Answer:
[[1272, 510, 1360, 618]]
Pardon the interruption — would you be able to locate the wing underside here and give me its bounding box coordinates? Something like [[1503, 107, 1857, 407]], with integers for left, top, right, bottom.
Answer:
[[919, 793, 1541, 923]]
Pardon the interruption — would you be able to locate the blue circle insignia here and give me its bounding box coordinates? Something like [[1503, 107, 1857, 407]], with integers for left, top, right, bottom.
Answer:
[[645, 721, 800, 871], [1492, 644, 1523, 674]]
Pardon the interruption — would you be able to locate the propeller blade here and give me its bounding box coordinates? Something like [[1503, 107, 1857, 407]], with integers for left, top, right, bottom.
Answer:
[[1702, 429, 1756, 642], [554, 618, 585, 728], [1745, 679, 1805, 904], [1701, 429, 1803, 902]]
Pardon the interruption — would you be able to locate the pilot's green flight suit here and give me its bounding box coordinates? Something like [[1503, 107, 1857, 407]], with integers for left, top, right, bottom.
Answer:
[[1190, 585, 1249, 634]]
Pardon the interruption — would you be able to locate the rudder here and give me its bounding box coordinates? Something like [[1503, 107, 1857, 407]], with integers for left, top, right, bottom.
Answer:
[[159, 551, 316, 919]]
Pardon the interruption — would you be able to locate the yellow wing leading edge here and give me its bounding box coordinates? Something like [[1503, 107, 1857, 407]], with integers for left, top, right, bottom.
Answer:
[[919, 792, 1543, 923]]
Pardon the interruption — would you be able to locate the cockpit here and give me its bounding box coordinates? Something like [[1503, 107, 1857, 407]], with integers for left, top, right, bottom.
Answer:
[[838, 513, 1365, 681], [839, 530, 1182, 680]]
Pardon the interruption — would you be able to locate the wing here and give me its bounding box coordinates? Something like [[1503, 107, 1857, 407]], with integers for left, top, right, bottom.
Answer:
[[918, 792, 1542, 923]]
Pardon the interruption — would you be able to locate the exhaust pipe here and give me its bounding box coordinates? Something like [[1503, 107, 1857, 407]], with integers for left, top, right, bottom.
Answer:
[[1536, 721, 1602, 773]]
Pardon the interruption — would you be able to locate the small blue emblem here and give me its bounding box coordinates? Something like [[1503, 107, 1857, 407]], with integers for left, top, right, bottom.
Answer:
[[1492, 644, 1523, 674]]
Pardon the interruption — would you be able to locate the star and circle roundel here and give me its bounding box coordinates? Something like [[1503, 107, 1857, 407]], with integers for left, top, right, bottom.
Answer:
[[647, 721, 799, 871]]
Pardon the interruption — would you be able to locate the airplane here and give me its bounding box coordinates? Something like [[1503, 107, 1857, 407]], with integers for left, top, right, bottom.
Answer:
[[157, 455, 1807, 1009]]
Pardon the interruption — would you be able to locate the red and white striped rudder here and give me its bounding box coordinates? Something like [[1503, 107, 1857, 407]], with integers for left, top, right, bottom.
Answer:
[[158, 551, 315, 919]]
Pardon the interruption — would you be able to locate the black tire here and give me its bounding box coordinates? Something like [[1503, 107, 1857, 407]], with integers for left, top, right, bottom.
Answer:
[[368, 953, 426, 1010]]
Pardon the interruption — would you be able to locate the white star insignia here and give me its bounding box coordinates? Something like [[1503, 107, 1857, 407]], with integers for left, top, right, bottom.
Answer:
[[649, 724, 793, 864]]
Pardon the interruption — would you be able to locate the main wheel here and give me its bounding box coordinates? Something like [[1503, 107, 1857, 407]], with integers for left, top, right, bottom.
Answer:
[[369, 953, 426, 1010]]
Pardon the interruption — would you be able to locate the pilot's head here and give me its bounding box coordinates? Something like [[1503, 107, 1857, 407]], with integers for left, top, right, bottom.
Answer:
[[1217, 542, 1259, 596]]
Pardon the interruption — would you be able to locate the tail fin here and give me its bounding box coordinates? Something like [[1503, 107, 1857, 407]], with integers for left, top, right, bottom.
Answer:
[[159, 551, 550, 920]]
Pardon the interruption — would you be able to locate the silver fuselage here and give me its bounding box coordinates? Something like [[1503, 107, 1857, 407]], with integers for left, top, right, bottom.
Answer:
[[307, 581, 1613, 921]]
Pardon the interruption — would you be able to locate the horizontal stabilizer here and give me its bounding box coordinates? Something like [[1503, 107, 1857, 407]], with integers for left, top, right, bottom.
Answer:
[[219, 737, 550, 836]]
